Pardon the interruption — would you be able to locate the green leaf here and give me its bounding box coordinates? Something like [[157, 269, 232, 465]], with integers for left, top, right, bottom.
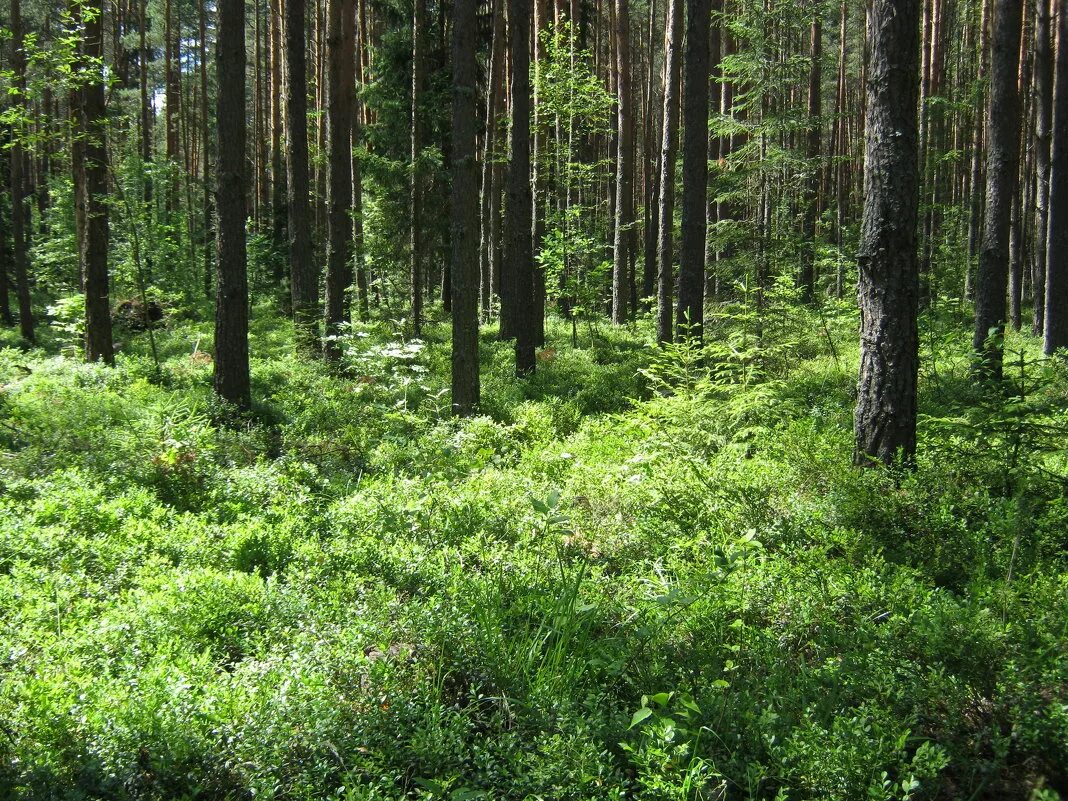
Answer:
[[629, 707, 653, 729]]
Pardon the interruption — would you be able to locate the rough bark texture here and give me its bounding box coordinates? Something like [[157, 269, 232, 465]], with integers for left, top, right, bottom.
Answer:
[[270, 0, 287, 282], [506, 0, 536, 373], [324, 0, 355, 362], [82, 0, 114, 364], [972, 0, 1023, 379], [675, 0, 711, 341], [1032, 0, 1052, 335], [410, 0, 426, 337], [1044, 0, 1068, 353], [611, 0, 634, 324], [853, 0, 921, 467], [655, 0, 683, 344], [286, 0, 319, 353], [450, 0, 480, 414], [213, 0, 251, 409], [9, 0, 33, 345]]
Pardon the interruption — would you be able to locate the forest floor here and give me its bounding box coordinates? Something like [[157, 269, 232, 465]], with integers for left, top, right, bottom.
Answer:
[[1, 299, 1066, 800]]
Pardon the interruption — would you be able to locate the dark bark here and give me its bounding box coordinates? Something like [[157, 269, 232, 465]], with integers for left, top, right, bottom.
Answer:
[[411, 0, 427, 337], [972, 0, 1023, 380], [853, 0, 921, 467], [1044, 0, 1068, 353], [287, 0, 319, 353], [82, 0, 114, 364], [9, 0, 33, 345], [450, 0, 480, 414], [505, 0, 536, 373], [611, 0, 634, 324], [271, 0, 287, 283], [675, 0, 712, 341], [324, 0, 356, 362], [655, 0, 682, 344], [213, 0, 251, 409]]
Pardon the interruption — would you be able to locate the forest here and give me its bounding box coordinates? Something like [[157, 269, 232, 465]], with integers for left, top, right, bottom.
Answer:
[[0, 0, 1067, 796]]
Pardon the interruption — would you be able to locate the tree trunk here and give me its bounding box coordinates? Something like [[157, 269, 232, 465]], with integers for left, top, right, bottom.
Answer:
[[450, 0, 480, 414], [675, 0, 712, 341], [972, 0, 1023, 380], [214, 0, 251, 409], [966, 0, 991, 297], [324, 0, 355, 362], [411, 0, 427, 337], [799, 7, 822, 304], [287, 0, 319, 352], [1044, 0, 1068, 353], [9, 0, 33, 345], [271, 0, 287, 283], [853, 0, 921, 467], [1032, 0, 1052, 336], [655, 0, 682, 344], [505, 0, 536, 373], [611, 0, 634, 324], [82, 0, 114, 364]]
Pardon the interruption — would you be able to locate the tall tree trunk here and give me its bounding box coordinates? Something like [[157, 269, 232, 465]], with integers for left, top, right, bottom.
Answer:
[[972, 0, 1023, 380], [9, 0, 33, 345], [642, 0, 660, 306], [411, 0, 427, 336], [353, 28, 369, 321], [324, 0, 355, 361], [82, 0, 114, 364], [966, 0, 991, 296], [675, 0, 711, 341], [271, 0, 287, 281], [655, 0, 682, 344], [450, 0, 480, 414], [799, 6, 822, 304], [853, 0, 921, 467], [199, 0, 213, 299], [1044, 0, 1068, 353], [611, 0, 634, 324], [704, 7, 722, 301], [287, 0, 319, 352], [1032, 0, 1052, 336], [214, 0, 251, 409], [505, 0, 536, 373]]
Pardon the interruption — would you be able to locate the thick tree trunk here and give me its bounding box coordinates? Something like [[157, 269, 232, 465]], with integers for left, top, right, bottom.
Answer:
[[287, 0, 319, 352], [324, 0, 356, 362], [214, 0, 251, 409], [82, 0, 114, 364], [450, 0, 480, 414], [675, 0, 711, 341], [505, 0, 536, 373], [966, 0, 992, 297], [655, 0, 682, 344], [611, 0, 634, 324], [972, 0, 1023, 380], [270, 0, 287, 283], [1044, 0, 1068, 353], [410, 0, 427, 337], [854, 0, 921, 467]]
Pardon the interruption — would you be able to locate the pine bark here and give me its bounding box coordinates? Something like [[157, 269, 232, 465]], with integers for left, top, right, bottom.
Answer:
[[287, 0, 319, 352], [82, 0, 114, 364], [655, 0, 682, 344], [9, 0, 33, 345], [324, 0, 356, 362], [675, 0, 711, 341], [799, 8, 822, 304], [450, 0, 480, 414], [505, 0, 536, 373], [410, 0, 427, 336], [853, 0, 921, 467], [1032, 0, 1053, 335], [1044, 0, 1068, 353], [611, 0, 634, 324], [214, 0, 251, 409], [972, 0, 1023, 379]]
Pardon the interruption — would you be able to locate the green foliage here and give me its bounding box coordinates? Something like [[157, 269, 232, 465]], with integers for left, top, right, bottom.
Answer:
[[0, 312, 1067, 801]]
